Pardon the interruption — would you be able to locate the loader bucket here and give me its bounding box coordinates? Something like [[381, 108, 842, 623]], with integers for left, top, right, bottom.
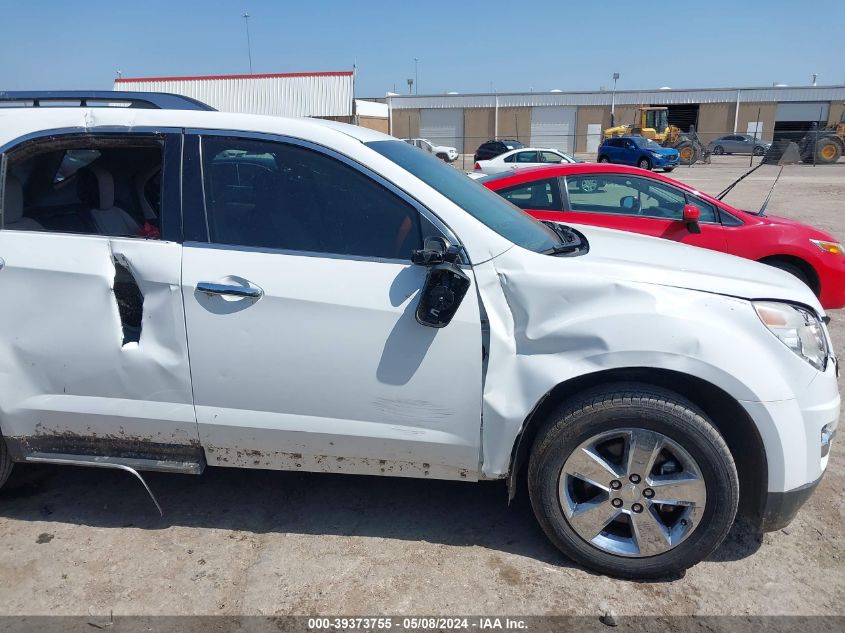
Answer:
[[763, 141, 800, 165]]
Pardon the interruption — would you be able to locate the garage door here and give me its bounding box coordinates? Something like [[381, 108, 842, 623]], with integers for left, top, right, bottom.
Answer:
[[530, 106, 577, 153], [420, 109, 464, 151], [776, 102, 829, 122]]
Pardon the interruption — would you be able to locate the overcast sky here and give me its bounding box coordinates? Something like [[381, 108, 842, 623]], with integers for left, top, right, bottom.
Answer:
[[1, 0, 842, 97]]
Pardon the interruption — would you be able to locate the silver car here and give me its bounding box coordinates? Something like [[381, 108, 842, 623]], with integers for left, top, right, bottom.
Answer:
[[708, 134, 770, 156]]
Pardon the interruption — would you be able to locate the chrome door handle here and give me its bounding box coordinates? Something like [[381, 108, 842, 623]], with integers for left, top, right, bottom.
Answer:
[[196, 282, 263, 300], [0, 257, 4, 271]]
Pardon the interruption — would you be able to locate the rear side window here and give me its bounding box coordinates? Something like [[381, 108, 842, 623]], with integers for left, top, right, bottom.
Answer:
[[498, 178, 561, 211], [200, 137, 422, 260], [515, 151, 539, 163], [2, 134, 165, 238]]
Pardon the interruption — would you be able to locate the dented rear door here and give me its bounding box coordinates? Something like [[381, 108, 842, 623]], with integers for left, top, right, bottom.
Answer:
[[0, 134, 200, 462]]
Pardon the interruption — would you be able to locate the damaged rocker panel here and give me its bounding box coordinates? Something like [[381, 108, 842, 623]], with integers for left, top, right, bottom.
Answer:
[[5, 434, 205, 472], [205, 445, 476, 481]]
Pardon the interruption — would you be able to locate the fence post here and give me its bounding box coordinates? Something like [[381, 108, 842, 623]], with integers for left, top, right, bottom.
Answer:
[[750, 107, 761, 168]]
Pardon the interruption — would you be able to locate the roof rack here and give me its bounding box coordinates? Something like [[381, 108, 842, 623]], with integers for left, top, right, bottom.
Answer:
[[0, 91, 215, 111]]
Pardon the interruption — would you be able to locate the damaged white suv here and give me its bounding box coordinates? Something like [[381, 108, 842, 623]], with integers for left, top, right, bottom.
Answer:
[[0, 93, 838, 578]]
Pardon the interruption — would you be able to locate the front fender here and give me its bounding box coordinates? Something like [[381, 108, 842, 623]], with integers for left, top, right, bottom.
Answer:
[[472, 253, 818, 479]]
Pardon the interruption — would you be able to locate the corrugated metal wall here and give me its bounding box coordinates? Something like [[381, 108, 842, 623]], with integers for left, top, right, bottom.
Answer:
[[389, 86, 845, 110], [114, 73, 353, 117]]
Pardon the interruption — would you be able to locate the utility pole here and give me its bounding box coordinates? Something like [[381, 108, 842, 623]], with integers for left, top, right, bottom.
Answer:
[[414, 58, 419, 94], [611, 72, 620, 126], [243, 12, 253, 74]]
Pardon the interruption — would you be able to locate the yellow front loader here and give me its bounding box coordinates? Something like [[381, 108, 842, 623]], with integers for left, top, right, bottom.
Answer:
[[798, 107, 844, 164], [603, 106, 708, 165]]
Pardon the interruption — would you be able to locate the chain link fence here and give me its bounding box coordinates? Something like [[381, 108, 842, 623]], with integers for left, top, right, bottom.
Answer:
[[403, 127, 843, 172]]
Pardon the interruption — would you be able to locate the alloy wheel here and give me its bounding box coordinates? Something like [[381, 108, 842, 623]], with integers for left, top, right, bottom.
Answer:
[[558, 428, 706, 557], [581, 179, 599, 193]]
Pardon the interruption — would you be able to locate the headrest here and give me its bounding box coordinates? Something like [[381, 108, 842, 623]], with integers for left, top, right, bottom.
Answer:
[[3, 174, 24, 224], [77, 166, 115, 210]]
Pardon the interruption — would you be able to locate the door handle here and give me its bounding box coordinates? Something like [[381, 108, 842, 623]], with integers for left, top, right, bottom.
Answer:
[[196, 282, 263, 300], [0, 257, 4, 271]]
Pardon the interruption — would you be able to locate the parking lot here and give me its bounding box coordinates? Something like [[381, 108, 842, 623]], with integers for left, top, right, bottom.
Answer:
[[0, 156, 843, 618]]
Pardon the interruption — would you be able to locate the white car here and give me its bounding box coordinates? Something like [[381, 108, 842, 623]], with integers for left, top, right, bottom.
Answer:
[[0, 95, 838, 579], [473, 147, 578, 174], [403, 137, 459, 163]]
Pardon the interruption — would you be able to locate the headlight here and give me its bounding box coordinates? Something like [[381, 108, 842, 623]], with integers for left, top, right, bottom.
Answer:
[[754, 301, 829, 370], [810, 239, 843, 255]]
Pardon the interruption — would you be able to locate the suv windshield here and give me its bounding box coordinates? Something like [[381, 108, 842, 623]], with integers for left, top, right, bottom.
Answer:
[[633, 137, 664, 150], [367, 140, 560, 254]]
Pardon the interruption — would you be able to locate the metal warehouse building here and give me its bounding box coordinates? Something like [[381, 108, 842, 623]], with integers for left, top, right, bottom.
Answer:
[[113, 71, 389, 131], [386, 85, 845, 155]]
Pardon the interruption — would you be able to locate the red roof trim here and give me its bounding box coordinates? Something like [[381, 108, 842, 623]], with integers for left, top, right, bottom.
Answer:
[[115, 71, 353, 83]]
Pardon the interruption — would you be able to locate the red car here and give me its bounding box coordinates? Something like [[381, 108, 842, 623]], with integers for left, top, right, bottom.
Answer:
[[481, 163, 845, 310]]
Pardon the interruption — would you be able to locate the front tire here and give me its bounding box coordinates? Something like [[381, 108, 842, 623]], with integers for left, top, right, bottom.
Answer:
[[599, 156, 610, 163], [712, 145, 724, 155], [815, 139, 842, 164], [637, 157, 651, 170], [0, 436, 13, 489], [527, 384, 739, 579]]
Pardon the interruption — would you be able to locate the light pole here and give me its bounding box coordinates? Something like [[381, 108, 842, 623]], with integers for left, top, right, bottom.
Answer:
[[243, 12, 253, 74], [414, 58, 419, 94], [611, 72, 620, 126]]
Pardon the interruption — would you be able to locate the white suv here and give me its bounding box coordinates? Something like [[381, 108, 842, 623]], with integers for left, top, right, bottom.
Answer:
[[0, 97, 838, 579], [403, 137, 459, 162]]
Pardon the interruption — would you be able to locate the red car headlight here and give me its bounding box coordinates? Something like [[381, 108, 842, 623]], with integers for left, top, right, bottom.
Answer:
[[810, 239, 844, 255]]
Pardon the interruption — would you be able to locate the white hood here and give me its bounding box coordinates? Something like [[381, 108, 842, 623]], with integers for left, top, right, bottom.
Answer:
[[509, 223, 824, 314]]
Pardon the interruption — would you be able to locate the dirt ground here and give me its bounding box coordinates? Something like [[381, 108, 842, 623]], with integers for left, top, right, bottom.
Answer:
[[0, 156, 843, 618]]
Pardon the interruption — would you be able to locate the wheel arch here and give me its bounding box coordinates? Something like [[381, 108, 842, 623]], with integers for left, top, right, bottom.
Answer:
[[758, 254, 821, 296], [506, 367, 768, 523]]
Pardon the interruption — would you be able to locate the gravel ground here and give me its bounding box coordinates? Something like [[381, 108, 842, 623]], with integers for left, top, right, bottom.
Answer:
[[0, 156, 843, 618]]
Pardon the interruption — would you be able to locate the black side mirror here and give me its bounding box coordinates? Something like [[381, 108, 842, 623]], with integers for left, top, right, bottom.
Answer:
[[412, 237, 471, 328]]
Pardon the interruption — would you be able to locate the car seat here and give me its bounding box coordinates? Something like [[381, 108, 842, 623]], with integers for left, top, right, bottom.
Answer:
[[3, 174, 44, 231], [77, 167, 140, 237]]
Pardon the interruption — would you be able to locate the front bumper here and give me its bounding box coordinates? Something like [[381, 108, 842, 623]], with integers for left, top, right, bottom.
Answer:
[[761, 474, 823, 531], [816, 254, 845, 310], [740, 357, 839, 530], [653, 155, 680, 167]]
